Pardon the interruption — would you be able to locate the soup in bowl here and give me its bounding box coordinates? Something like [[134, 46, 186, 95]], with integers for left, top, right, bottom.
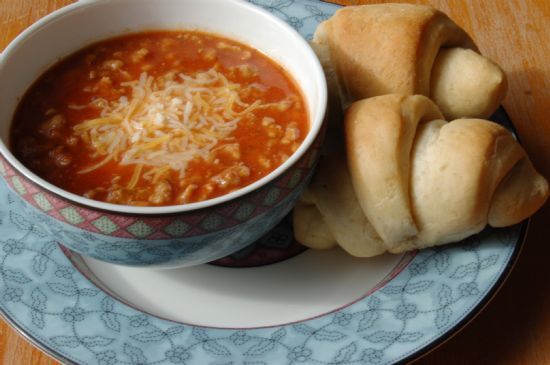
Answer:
[[0, 0, 327, 267]]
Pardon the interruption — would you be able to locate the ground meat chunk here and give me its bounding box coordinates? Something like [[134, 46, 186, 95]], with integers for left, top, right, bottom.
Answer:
[[211, 163, 250, 188], [148, 180, 173, 205]]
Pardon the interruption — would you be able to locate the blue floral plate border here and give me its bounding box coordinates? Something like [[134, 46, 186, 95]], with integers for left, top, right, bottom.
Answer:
[[0, 1, 526, 364]]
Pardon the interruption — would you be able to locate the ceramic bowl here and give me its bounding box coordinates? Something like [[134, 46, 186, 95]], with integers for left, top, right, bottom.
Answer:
[[0, 0, 327, 268]]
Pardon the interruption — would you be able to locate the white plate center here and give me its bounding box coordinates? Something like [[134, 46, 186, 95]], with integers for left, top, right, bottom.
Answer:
[[78, 248, 404, 328]]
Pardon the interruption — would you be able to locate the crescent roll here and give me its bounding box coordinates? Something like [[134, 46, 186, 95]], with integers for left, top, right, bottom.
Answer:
[[345, 94, 443, 247], [294, 95, 548, 256], [293, 148, 386, 257], [313, 3, 507, 120]]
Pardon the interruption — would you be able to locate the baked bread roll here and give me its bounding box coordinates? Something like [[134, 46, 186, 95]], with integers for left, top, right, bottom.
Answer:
[[294, 94, 548, 256], [430, 48, 508, 120], [345, 94, 443, 247], [308, 42, 344, 129], [313, 3, 507, 120], [293, 144, 386, 257]]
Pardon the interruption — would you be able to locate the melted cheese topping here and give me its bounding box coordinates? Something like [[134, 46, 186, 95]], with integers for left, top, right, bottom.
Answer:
[[72, 68, 279, 186]]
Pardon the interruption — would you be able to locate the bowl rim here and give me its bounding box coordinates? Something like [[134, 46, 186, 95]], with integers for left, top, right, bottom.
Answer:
[[0, 0, 327, 215]]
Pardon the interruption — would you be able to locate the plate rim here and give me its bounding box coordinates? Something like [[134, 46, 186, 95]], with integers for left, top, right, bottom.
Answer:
[[0, 220, 528, 365], [396, 220, 527, 364]]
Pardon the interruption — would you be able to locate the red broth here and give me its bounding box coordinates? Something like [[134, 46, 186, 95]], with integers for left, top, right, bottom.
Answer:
[[10, 31, 308, 206]]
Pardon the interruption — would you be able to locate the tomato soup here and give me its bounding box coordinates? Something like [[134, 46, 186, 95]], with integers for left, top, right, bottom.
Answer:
[[10, 31, 309, 206]]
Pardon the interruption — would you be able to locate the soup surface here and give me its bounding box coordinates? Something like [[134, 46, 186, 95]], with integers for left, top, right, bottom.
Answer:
[[10, 31, 308, 206]]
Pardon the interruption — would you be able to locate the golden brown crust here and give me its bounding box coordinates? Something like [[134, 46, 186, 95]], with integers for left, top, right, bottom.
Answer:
[[295, 3, 543, 256], [295, 151, 386, 257], [295, 94, 549, 256], [488, 158, 549, 227], [430, 48, 508, 119], [315, 4, 475, 102], [293, 198, 337, 249], [313, 3, 508, 119], [308, 41, 345, 127], [344, 94, 443, 247], [408, 118, 526, 247]]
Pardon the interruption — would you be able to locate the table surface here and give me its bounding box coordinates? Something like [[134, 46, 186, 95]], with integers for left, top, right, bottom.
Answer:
[[0, 0, 549, 364]]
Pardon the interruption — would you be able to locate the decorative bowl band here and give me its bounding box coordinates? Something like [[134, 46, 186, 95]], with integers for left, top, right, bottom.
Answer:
[[0, 133, 322, 267]]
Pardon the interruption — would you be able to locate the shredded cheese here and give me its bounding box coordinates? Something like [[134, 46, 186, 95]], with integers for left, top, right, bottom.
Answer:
[[72, 68, 281, 180]]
